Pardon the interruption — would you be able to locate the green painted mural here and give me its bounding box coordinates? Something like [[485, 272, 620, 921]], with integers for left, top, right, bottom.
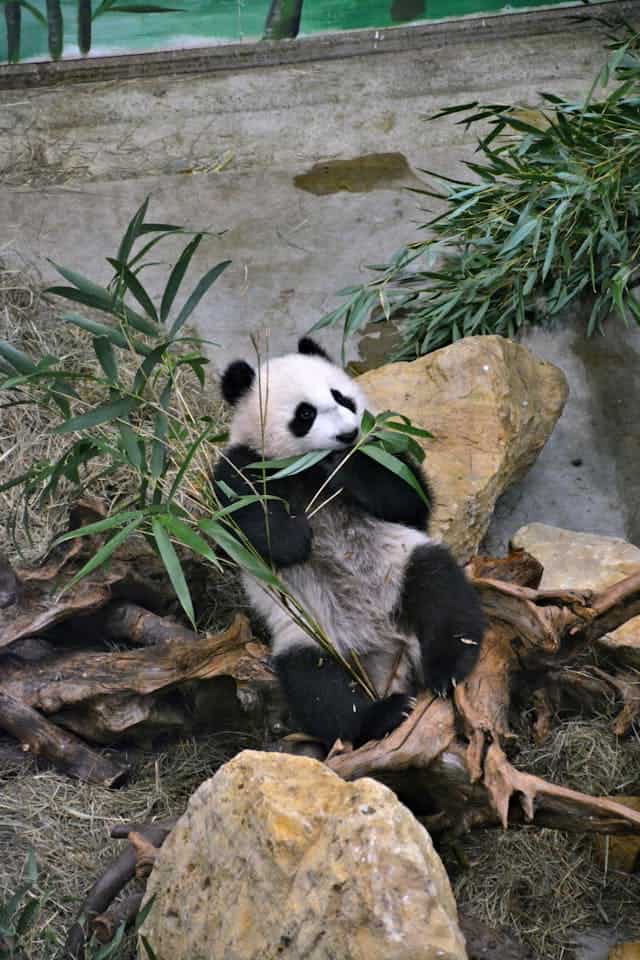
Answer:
[[2, 0, 581, 66]]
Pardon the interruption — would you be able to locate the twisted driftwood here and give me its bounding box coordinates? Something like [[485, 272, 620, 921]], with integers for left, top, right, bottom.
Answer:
[[327, 564, 640, 834], [54, 552, 640, 954]]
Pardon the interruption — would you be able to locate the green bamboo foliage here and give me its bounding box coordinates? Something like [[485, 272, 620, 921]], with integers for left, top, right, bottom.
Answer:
[[315, 19, 640, 360], [77, 0, 91, 54], [4, 0, 21, 63], [2, 0, 178, 63]]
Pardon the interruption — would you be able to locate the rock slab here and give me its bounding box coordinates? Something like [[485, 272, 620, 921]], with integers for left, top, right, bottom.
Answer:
[[140, 750, 467, 960], [609, 944, 640, 960], [358, 335, 568, 561], [511, 523, 640, 591]]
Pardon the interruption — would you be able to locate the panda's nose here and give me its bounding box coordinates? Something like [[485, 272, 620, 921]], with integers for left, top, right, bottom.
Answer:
[[336, 428, 358, 445]]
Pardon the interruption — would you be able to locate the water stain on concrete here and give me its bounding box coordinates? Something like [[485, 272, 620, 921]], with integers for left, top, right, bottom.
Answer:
[[390, 0, 426, 23], [349, 317, 403, 375], [294, 152, 418, 195], [571, 327, 640, 546]]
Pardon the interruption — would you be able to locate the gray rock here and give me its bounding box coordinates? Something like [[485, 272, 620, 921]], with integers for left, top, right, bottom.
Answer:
[[511, 523, 640, 591]]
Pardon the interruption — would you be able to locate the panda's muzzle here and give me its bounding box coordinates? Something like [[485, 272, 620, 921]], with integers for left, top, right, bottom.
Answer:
[[336, 428, 358, 445]]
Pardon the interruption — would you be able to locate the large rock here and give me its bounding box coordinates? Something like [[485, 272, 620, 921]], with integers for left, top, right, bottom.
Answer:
[[358, 335, 568, 561], [609, 945, 640, 960], [597, 618, 640, 671], [140, 750, 467, 960], [511, 523, 640, 591]]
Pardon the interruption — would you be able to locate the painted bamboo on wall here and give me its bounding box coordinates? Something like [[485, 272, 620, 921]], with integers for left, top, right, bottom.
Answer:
[[1, 0, 583, 67]]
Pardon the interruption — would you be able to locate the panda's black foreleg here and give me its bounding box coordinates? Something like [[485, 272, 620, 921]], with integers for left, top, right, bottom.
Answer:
[[273, 646, 414, 748], [398, 543, 485, 696]]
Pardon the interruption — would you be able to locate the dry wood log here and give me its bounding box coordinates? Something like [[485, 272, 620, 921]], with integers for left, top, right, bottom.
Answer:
[[64, 823, 171, 959], [0, 554, 20, 608], [0, 614, 271, 742], [465, 548, 543, 588], [99, 600, 198, 646], [0, 690, 127, 786], [128, 831, 159, 880], [0, 501, 172, 651], [326, 565, 640, 836], [91, 888, 145, 945], [551, 665, 640, 737], [1, 614, 266, 709], [110, 819, 177, 840], [327, 696, 640, 834]]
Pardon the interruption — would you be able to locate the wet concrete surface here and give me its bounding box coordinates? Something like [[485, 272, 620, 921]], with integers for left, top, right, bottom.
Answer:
[[1, 7, 636, 553]]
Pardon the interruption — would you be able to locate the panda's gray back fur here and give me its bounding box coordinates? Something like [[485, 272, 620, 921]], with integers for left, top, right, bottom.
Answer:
[[243, 500, 435, 698]]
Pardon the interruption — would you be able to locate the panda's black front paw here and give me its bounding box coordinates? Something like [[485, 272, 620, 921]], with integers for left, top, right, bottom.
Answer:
[[425, 635, 481, 697], [356, 692, 414, 746]]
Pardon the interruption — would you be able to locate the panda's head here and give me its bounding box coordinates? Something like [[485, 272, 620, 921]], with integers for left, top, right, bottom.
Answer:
[[222, 337, 368, 458]]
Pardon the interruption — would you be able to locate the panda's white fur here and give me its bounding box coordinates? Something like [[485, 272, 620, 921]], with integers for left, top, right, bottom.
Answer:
[[226, 350, 433, 698], [229, 353, 365, 458]]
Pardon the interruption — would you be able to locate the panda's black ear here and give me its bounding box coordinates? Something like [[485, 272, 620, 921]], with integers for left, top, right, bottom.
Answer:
[[221, 360, 255, 406], [298, 337, 331, 361]]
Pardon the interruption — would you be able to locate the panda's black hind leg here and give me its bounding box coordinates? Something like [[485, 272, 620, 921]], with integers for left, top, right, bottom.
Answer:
[[357, 692, 415, 744], [273, 647, 414, 748], [398, 543, 485, 696]]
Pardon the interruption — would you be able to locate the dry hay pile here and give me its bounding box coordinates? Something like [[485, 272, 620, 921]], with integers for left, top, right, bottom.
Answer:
[[0, 257, 248, 958], [447, 716, 640, 959], [0, 254, 228, 565], [0, 733, 251, 958]]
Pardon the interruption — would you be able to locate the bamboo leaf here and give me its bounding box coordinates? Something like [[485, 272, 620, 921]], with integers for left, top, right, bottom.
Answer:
[[159, 514, 221, 569], [384, 420, 435, 439], [119, 423, 143, 470], [169, 260, 231, 337], [199, 518, 281, 586], [61, 313, 150, 355], [93, 337, 118, 383], [247, 449, 332, 480], [168, 424, 223, 500], [117, 196, 150, 266], [64, 516, 143, 589], [0, 341, 36, 374], [359, 444, 429, 505], [160, 233, 202, 323], [152, 517, 195, 624], [53, 397, 134, 434], [16, 0, 46, 24], [54, 510, 143, 543], [499, 218, 538, 255], [106, 258, 159, 323]]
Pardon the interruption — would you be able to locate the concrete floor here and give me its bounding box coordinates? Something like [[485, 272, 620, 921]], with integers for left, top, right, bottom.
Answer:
[[2, 2, 639, 549]]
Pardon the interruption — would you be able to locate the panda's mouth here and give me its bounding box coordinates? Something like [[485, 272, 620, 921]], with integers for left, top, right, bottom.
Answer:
[[336, 429, 358, 446]]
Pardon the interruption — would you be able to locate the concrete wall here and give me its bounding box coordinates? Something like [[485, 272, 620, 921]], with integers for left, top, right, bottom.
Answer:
[[2, 2, 639, 548]]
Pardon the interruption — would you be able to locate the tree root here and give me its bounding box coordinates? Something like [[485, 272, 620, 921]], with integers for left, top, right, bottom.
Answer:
[[91, 888, 145, 945], [63, 823, 171, 960]]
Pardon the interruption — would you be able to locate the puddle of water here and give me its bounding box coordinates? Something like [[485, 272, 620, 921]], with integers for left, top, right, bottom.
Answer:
[[294, 152, 420, 195], [348, 317, 403, 375]]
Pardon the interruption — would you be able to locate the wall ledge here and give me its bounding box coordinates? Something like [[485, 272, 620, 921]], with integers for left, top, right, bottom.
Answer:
[[0, 0, 630, 90]]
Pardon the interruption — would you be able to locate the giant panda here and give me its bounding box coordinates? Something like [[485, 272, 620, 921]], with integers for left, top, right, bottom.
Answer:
[[214, 337, 485, 748]]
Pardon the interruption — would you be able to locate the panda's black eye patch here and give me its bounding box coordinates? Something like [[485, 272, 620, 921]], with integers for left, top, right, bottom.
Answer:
[[289, 402, 317, 437], [331, 389, 356, 413]]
